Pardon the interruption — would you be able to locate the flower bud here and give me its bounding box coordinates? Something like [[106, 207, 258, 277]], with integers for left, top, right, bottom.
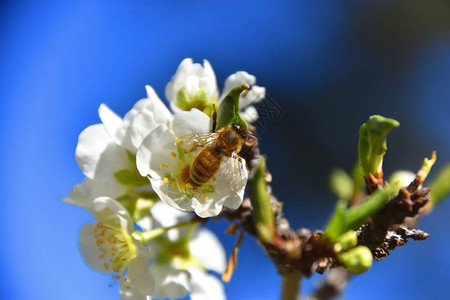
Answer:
[[337, 245, 373, 274], [333, 230, 357, 253]]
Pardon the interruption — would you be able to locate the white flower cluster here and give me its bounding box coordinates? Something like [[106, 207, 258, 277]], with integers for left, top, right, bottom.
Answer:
[[63, 59, 266, 299]]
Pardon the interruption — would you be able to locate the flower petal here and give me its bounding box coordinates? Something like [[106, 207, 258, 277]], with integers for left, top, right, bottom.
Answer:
[[241, 85, 266, 108], [98, 103, 124, 145], [150, 201, 191, 241], [190, 229, 226, 273], [150, 265, 190, 299], [165, 58, 219, 104], [127, 256, 153, 296], [136, 124, 178, 180], [189, 268, 225, 300], [62, 178, 127, 212], [75, 124, 113, 178], [78, 223, 109, 273], [240, 106, 259, 123], [62, 179, 96, 211], [92, 197, 134, 233], [145, 85, 173, 123], [222, 71, 256, 100], [172, 109, 211, 137], [75, 124, 130, 179]]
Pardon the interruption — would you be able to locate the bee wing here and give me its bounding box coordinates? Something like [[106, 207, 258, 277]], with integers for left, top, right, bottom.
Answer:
[[220, 152, 247, 193], [176, 133, 218, 154]]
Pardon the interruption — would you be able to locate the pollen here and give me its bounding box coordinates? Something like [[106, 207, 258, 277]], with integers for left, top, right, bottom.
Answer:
[[203, 195, 209, 200], [172, 182, 178, 188], [163, 177, 169, 184], [93, 222, 137, 274], [161, 163, 168, 168], [184, 182, 194, 189], [171, 151, 177, 158]]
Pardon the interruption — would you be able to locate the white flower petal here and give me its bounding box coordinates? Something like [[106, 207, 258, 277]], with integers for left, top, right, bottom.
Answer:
[[145, 85, 173, 124], [62, 179, 96, 211], [165, 58, 219, 105], [190, 229, 226, 274], [120, 284, 150, 300], [151, 201, 191, 240], [63, 178, 127, 212], [185, 75, 200, 97], [92, 197, 134, 233], [78, 223, 109, 273], [129, 107, 159, 150], [150, 265, 190, 299], [99, 103, 124, 145], [136, 215, 152, 232], [172, 109, 211, 137], [76, 123, 131, 180], [241, 85, 266, 108], [222, 71, 256, 100], [127, 257, 153, 296], [75, 124, 113, 178], [128, 86, 173, 150], [201, 60, 219, 98], [189, 268, 225, 300], [240, 106, 259, 123], [136, 124, 178, 180]]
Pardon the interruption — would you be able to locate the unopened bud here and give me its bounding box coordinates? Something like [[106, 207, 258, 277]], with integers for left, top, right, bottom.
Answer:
[[337, 245, 373, 274], [334, 230, 357, 253]]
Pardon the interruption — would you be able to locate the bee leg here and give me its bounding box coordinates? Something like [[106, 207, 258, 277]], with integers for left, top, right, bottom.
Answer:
[[212, 104, 217, 133]]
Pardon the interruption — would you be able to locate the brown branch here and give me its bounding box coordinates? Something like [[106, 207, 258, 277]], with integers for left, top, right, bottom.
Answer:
[[357, 175, 431, 260]]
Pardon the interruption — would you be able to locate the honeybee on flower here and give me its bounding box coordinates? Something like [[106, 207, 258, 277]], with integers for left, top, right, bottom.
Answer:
[[137, 109, 249, 218]]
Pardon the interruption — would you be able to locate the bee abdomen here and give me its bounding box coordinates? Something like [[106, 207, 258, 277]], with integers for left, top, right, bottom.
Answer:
[[189, 148, 221, 187]]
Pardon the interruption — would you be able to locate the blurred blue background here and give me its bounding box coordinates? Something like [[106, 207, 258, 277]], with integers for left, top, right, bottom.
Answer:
[[1, 1, 450, 299]]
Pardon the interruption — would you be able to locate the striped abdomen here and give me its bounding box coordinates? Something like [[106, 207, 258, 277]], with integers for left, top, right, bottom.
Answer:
[[189, 146, 222, 187]]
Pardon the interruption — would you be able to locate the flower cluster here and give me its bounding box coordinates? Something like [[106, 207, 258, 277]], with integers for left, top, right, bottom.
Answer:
[[64, 59, 265, 299]]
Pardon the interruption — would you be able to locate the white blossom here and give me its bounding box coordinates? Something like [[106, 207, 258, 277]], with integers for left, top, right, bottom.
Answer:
[[166, 59, 265, 123], [64, 86, 171, 211], [136, 109, 248, 218], [149, 202, 226, 300], [165, 58, 219, 113], [78, 197, 153, 300], [221, 71, 266, 123]]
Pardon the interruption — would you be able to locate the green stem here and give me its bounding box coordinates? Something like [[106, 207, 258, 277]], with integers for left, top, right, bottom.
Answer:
[[132, 220, 196, 243], [281, 271, 302, 300]]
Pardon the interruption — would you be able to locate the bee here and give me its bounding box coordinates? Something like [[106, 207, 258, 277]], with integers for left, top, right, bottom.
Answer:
[[176, 122, 248, 193]]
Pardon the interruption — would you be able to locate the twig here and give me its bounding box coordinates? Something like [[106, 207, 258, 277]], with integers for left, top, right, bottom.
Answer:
[[282, 271, 302, 300]]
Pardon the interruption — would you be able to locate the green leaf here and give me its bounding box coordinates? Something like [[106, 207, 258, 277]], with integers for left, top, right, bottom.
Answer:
[[324, 187, 395, 242], [323, 200, 348, 242], [345, 187, 395, 230], [429, 163, 450, 210], [358, 115, 399, 178], [216, 83, 249, 130], [351, 163, 364, 194], [329, 168, 354, 201], [249, 157, 274, 244]]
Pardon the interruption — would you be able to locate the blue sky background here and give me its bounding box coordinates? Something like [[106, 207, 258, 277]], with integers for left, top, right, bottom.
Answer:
[[1, 1, 450, 299]]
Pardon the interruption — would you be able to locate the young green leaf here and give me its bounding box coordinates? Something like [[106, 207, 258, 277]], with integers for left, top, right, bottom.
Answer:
[[358, 115, 399, 178], [428, 163, 450, 211], [249, 157, 275, 244], [216, 83, 249, 129]]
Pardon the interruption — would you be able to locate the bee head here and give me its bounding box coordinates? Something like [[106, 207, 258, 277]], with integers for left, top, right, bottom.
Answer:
[[231, 123, 247, 140]]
